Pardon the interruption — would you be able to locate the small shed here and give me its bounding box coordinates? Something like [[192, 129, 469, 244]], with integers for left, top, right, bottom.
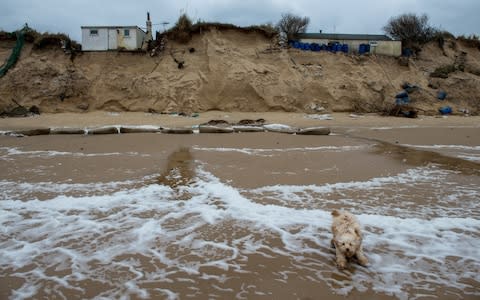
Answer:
[[296, 33, 402, 57], [81, 26, 146, 51]]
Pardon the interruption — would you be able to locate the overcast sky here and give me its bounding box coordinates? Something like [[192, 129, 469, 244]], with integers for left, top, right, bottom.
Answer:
[[1, 0, 478, 43]]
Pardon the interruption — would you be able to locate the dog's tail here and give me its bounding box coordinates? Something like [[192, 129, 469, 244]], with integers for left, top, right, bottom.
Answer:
[[331, 210, 340, 217]]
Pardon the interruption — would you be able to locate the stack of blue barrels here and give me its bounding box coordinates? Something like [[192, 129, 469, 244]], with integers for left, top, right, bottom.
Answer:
[[310, 43, 321, 52], [289, 41, 349, 54]]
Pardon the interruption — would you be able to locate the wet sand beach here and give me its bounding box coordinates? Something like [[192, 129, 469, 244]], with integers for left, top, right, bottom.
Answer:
[[0, 112, 479, 299]]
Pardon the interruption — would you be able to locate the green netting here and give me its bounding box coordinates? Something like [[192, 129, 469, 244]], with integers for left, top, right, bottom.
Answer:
[[0, 29, 25, 78]]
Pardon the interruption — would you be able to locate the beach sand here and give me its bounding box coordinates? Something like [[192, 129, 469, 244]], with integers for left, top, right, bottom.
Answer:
[[1, 111, 479, 130]]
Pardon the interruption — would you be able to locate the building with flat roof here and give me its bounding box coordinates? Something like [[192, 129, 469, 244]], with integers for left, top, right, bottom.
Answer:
[[81, 26, 146, 51], [295, 33, 402, 57], [81, 13, 154, 51]]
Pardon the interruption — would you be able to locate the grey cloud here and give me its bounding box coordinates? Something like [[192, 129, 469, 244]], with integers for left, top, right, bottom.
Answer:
[[0, 0, 478, 43]]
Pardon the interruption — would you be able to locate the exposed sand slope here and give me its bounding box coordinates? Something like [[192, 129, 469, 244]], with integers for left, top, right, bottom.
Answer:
[[1, 28, 479, 115]]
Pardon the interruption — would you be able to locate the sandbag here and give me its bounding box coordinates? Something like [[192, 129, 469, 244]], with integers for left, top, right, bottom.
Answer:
[[297, 127, 331, 135], [161, 128, 194, 134], [50, 127, 85, 134], [199, 125, 234, 133]]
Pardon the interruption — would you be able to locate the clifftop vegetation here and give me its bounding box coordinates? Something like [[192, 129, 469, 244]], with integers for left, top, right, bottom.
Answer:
[[0, 27, 80, 51], [165, 13, 278, 44], [383, 13, 480, 54]]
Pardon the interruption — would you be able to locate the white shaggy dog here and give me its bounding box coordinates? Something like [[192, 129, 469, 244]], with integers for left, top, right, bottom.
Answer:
[[331, 210, 369, 269]]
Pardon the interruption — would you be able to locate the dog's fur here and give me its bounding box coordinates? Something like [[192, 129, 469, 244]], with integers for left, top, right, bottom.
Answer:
[[331, 210, 368, 269]]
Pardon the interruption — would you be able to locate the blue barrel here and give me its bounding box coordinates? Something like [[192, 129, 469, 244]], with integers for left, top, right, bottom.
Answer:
[[437, 90, 447, 100], [293, 42, 300, 48], [395, 96, 410, 105], [395, 90, 409, 98], [439, 106, 452, 115], [359, 44, 366, 54], [365, 44, 371, 53], [402, 48, 412, 57], [303, 43, 310, 51], [342, 44, 349, 53]]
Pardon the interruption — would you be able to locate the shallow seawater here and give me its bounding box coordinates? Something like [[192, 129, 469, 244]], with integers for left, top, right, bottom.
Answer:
[[0, 133, 479, 300]]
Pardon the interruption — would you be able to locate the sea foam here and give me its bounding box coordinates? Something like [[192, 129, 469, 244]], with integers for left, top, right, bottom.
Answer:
[[1, 164, 479, 299]]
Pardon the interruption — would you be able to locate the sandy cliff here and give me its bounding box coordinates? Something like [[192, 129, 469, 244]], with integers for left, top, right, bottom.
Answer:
[[1, 28, 479, 115]]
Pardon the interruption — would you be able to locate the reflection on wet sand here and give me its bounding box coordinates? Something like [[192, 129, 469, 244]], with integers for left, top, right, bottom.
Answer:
[[373, 141, 480, 176], [157, 147, 195, 188], [157, 147, 195, 200]]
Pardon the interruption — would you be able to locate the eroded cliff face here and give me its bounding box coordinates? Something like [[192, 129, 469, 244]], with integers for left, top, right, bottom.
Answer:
[[1, 28, 479, 115]]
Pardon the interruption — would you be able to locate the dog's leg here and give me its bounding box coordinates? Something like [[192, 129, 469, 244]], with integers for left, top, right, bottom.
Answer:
[[355, 247, 369, 267], [354, 225, 363, 240], [335, 247, 347, 269], [330, 238, 335, 248]]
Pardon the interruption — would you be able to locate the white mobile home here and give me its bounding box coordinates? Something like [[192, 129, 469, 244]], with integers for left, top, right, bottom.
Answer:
[[81, 26, 146, 51]]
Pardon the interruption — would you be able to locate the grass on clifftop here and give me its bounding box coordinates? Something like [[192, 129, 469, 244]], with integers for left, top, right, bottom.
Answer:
[[457, 34, 480, 50], [166, 14, 278, 44], [0, 28, 80, 50]]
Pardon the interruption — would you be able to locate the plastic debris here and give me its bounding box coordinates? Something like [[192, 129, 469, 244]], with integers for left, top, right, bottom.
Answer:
[[439, 106, 452, 115], [437, 90, 447, 100], [402, 83, 419, 93], [304, 114, 333, 120], [394, 89, 410, 105], [395, 91, 409, 98], [395, 96, 410, 105]]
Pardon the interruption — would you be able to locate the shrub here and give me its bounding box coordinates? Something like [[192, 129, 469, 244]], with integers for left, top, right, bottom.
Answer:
[[457, 34, 480, 50], [23, 28, 41, 43], [0, 31, 16, 41], [383, 13, 436, 48], [33, 33, 69, 49], [167, 13, 193, 43], [69, 39, 82, 51], [276, 13, 310, 41], [432, 30, 455, 50], [1, 26, 80, 51], [430, 64, 456, 78]]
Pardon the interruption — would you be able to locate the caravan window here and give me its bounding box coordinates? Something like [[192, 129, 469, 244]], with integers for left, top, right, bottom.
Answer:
[[124, 29, 130, 37], [90, 29, 98, 35]]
